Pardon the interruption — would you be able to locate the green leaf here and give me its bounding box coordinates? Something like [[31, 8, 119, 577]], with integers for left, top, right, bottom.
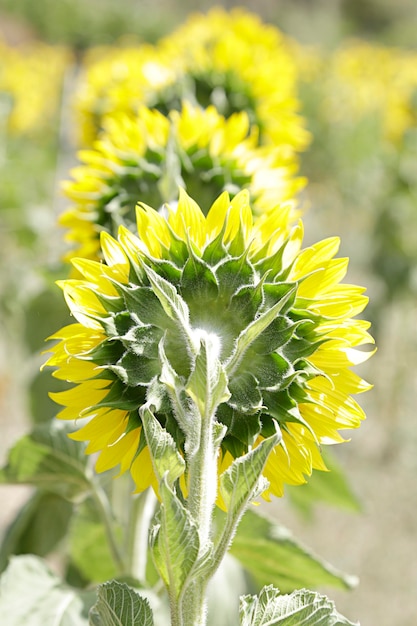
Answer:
[[143, 265, 195, 352], [150, 477, 199, 599], [227, 371, 263, 414], [109, 351, 160, 386], [69, 497, 121, 584], [251, 316, 298, 355], [158, 338, 195, 440], [215, 255, 256, 296], [230, 509, 357, 593], [180, 253, 219, 302], [0, 422, 92, 501], [119, 324, 161, 358], [89, 580, 154, 626], [186, 331, 230, 419], [287, 449, 362, 520], [0, 555, 90, 626], [229, 282, 265, 325], [0, 491, 73, 572], [121, 285, 168, 328], [239, 585, 359, 625], [226, 285, 296, 377], [219, 432, 280, 517], [140, 405, 185, 485]]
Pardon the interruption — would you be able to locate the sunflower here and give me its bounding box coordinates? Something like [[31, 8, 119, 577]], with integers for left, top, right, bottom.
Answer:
[[159, 7, 310, 151], [44, 189, 373, 499], [0, 38, 71, 136], [73, 43, 175, 146], [323, 41, 417, 145], [60, 102, 304, 263], [74, 8, 309, 152]]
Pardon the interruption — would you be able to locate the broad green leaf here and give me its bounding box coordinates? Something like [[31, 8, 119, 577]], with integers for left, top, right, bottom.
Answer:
[[226, 285, 296, 377], [140, 405, 185, 485], [287, 450, 361, 520], [0, 491, 73, 572], [186, 331, 230, 418], [69, 497, 121, 584], [0, 555, 91, 626], [230, 509, 357, 592], [219, 432, 280, 518], [0, 422, 92, 501], [239, 585, 359, 625], [150, 477, 199, 599], [89, 580, 154, 626]]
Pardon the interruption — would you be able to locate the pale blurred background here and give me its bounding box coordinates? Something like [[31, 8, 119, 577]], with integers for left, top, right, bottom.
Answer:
[[1, 0, 417, 623]]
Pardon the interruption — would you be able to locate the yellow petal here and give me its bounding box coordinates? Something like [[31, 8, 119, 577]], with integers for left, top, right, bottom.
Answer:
[[297, 258, 348, 299], [168, 188, 206, 250], [70, 258, 120, 296], [130, 445, 156, 493], [69, 408, 127, 444], [95, 428, 139, 473], [50, 378, 110, 409], [290, 237, 341, 280], [100, 231, 128, 272]]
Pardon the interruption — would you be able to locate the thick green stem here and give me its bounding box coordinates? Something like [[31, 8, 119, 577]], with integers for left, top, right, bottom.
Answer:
[[179, 411, 218, 626], [187, 416, 217, 548], [180, 582, 206, 626]]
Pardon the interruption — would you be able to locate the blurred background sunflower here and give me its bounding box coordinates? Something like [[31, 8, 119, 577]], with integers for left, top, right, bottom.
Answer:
[[1, 1, 417, 624]]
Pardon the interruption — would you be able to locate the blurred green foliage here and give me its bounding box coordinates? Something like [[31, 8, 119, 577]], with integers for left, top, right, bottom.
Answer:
[[1, 0, 184, 46], [1, 0, 417, 48]]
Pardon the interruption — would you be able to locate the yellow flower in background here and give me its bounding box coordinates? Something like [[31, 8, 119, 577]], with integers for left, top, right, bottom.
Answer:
[[44, 189, 374, 500], [73, 43, 176, 146], [287, 40, 325, 87], [73, 7, 310, 153], [159, 7, 310, 152], [60, 102, 305, 262], [323, 41, 417, 144], [0, 38, 71, 136]]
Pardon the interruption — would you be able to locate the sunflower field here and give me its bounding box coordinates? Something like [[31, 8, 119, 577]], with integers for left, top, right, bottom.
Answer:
[[0, 1, 416, 625]]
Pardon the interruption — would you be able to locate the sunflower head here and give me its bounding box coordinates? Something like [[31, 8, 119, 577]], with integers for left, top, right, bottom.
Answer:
[[73, 43, 176, 145], [45, 189, 373, 498], [73, 8, 310, 152], [158, 7, 310, 151], [60, 102, 304, 263], [0, 39, 71, 136]]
